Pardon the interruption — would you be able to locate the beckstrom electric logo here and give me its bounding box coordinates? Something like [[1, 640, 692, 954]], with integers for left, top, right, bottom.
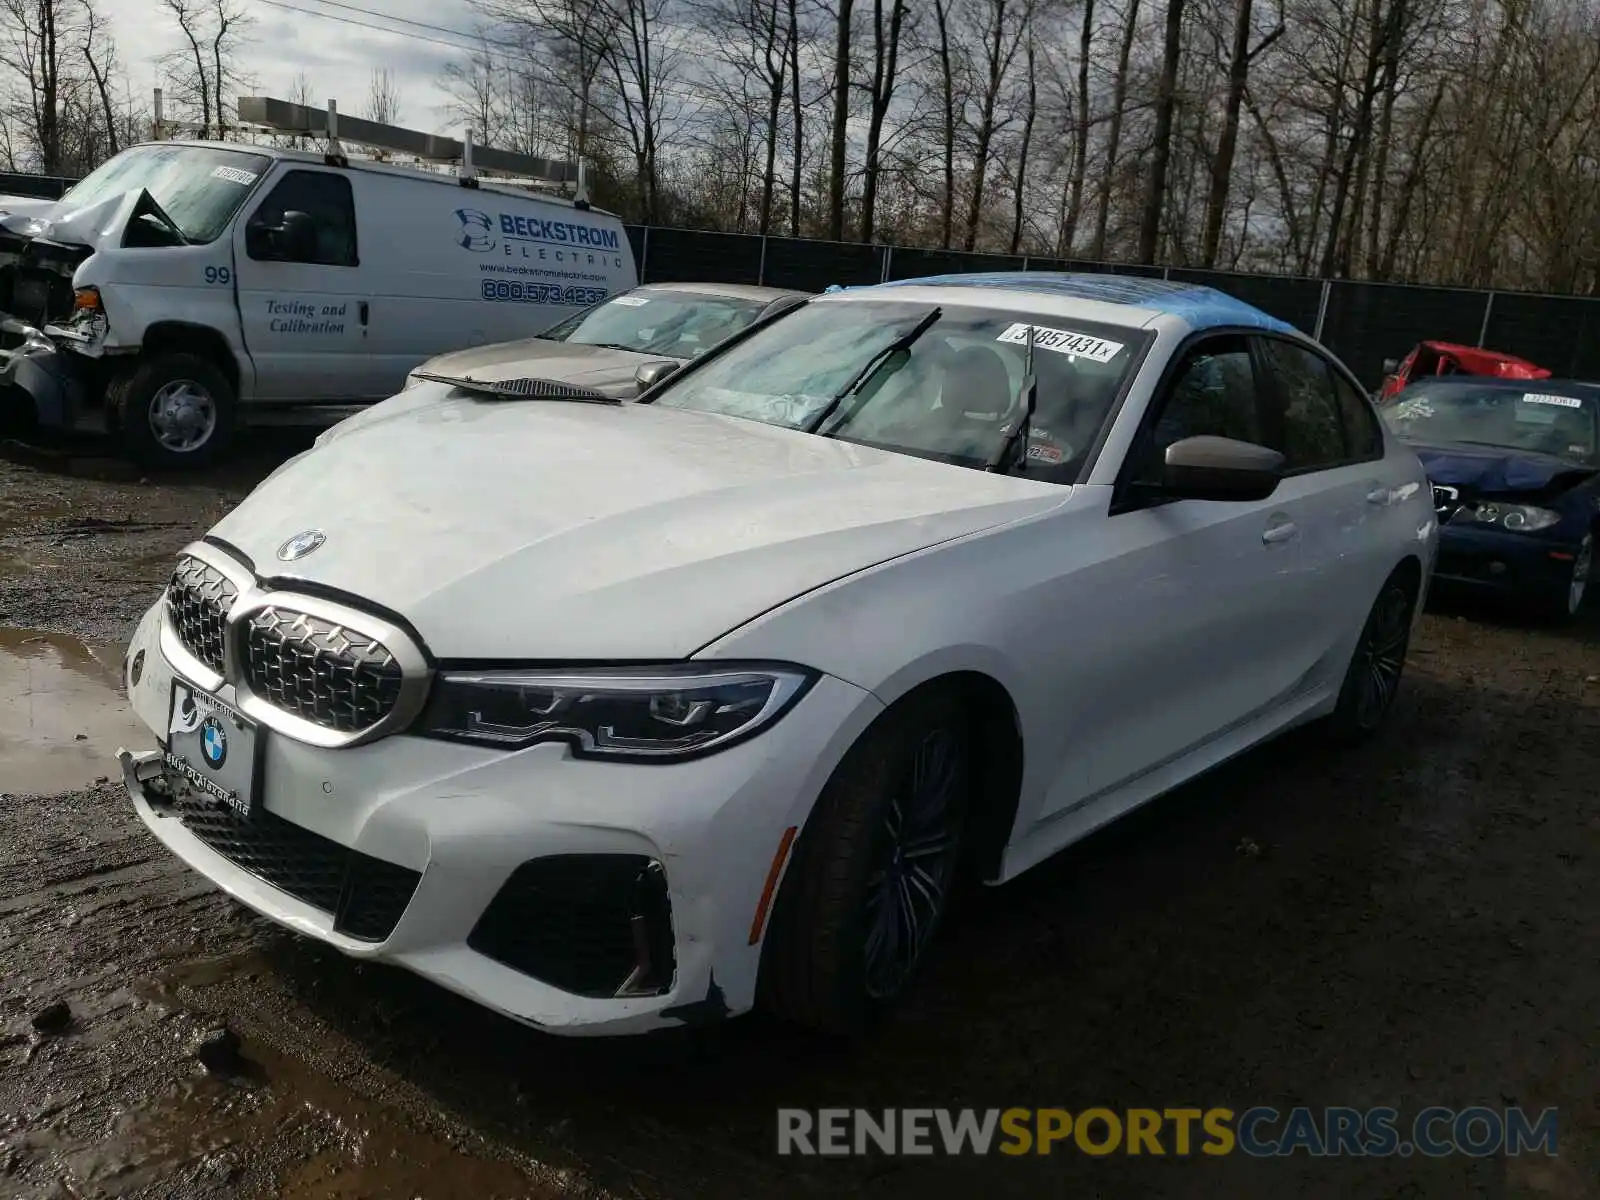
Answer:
[[455, 207, 496, 253]]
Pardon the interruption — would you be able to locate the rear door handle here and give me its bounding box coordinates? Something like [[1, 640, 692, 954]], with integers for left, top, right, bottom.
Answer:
[[358, 301, 370, 325], [1262, 519, 1298, 545]]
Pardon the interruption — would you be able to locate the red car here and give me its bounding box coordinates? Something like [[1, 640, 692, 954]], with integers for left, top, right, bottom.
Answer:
[[1378, 340, 1550, 402]]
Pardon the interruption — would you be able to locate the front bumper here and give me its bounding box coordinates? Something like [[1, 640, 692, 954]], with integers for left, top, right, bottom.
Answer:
[[1432, 523, 1580, 599], [0, 316, 93, 430], [117, 601, 881, 1036]]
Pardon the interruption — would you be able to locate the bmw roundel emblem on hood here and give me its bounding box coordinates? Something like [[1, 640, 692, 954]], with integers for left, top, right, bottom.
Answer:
[[277, 529, 326, 562]]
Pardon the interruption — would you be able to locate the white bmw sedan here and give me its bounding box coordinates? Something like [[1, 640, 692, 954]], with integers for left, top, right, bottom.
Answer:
[[117, 272, 1438, 1037]]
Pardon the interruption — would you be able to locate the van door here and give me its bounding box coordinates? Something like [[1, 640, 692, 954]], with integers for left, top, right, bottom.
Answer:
[[232, 166, 382, 403]]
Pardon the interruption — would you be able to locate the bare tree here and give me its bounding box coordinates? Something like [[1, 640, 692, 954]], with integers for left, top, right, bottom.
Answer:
[[1009, 32, 1037, 254], [694, 0, 793, 234], [160, 0, 249, 138], [1057, 0, 1092, 254], [1091, 0, 1139, 260], [826, 0, 854, 240], [962, 0, 1030, 251], [364, 65, 403, 125], [80, 0, 119, 157], [1199, 0, 1284, 267], [163, 0, 211, 135], [1137, 0, 1186, 262], [785, 0, 808, 234], [0, 0, 80, 171], [439, 32, 503, 144], [857, 0, 910, 242], [596, 0, 684, 223]]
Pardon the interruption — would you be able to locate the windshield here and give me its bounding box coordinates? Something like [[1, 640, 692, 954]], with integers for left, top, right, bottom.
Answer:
[[56, 144, 270, 243], [649, 297, 1149, 481], [538, 288, 775, 359], [1382, 383, 1600, 465]]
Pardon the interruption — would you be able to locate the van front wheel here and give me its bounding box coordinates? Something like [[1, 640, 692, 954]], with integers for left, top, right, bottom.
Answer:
[[109, 353, 237, 469]]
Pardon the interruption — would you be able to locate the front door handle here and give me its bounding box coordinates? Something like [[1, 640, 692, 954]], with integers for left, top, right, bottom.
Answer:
[[1262, 519, 1298, 545], [1366, 486, 1392, 506]]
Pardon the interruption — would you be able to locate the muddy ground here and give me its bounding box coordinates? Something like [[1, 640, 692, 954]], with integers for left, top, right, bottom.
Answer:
[[1, 431, 1597, 1200]]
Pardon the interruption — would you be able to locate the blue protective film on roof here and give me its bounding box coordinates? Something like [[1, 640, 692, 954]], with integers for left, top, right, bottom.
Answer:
[[866, 271, 1300, 335]]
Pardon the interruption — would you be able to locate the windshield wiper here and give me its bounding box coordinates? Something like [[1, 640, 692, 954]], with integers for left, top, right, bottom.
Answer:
[[409, 372, 621, 404], [804, 306, 942, 434], [986, 324, 1037, 473]]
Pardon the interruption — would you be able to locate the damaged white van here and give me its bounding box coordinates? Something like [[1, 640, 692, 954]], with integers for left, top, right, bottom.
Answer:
[[0, 136, 635, 466]]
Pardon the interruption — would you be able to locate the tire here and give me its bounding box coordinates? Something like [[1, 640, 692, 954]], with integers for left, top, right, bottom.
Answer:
[[757, 688, 974, 1036], [108, 352, 237, 469], [1317, 570, 1417, 746], [1530, 532, 1591, 625]]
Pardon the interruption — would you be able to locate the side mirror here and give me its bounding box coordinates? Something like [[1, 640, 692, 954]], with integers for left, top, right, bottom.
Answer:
[[1381, 357, 1399, 376], [245, 221, 277, 258], [1162, 435, 1285, 502], [279, 210, 318, 262], [635, 360, 679, 391]]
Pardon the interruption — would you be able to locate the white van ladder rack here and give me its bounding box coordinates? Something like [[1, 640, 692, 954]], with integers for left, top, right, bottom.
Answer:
[[235, 96, 584, 194]]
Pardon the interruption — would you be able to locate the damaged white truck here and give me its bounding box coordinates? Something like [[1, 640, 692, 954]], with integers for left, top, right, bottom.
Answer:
[[0, 101, 635, 468]]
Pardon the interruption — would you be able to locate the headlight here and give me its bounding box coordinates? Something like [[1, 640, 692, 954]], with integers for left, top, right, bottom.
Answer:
[[1450, 502, 1561, 533], [418, 664, 815, 761]]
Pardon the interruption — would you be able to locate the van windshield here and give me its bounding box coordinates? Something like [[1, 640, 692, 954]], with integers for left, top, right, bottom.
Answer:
[[57, 144, 270, 244]]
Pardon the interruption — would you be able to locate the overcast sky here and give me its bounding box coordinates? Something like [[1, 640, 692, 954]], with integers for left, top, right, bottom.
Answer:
[[107, 0, 479, 136]]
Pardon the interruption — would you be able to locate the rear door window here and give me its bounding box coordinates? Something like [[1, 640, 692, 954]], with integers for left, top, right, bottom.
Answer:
[[1255, 337, 1349, 472]]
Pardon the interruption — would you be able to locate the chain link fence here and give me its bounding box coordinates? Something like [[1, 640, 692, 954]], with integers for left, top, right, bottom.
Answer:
[[625, 225, 1600, 389]]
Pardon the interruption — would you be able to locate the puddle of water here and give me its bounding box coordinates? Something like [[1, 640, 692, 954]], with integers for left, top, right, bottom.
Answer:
[[0, 546, 67, 575], [33, 1025, 557, 1197], [62, 951, 569, 1198], [0, 627, 149, 793]]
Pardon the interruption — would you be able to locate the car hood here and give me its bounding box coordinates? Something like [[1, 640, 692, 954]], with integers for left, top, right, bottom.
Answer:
[[216, 394, 1067, 659], [1407, 440, 1597, 494], [413, 338, 676, 398], [0, 194, 61, 234]]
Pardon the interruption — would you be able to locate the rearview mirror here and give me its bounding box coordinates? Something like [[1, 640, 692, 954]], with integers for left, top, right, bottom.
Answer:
[[635, 360, 679, 391], [1162, 435, 1285, 502], [1381, 357, 1399, 376]]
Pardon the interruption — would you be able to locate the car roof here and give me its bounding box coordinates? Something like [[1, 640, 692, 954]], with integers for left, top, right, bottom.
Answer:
[[638, 281, 811, 301], [855, 271, 1299, 335]]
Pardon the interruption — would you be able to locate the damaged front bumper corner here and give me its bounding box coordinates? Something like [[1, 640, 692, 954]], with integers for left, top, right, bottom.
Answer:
[[117, 746, 165, 789], [0, 314, 94, 431]]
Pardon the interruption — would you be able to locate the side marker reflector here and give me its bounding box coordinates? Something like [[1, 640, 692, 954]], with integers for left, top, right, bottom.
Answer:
[[748, 825, 798, 946]]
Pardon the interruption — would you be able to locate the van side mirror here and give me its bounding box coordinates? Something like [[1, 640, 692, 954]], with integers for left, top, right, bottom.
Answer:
[[245, 221, 277, 258], [279, 211, 318, 262], [248, 210, 318, 262], [635, 360, 679, 391], [1162, 435, 1284, 502], [1381, 357, 1399, 376]]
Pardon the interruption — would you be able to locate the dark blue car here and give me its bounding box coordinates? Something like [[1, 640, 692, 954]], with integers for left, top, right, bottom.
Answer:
[[1378, 376, 1600, 621]]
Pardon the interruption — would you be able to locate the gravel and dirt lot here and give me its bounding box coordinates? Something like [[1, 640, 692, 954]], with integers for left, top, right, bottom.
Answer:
[[1, 433, 1596, 1200]]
